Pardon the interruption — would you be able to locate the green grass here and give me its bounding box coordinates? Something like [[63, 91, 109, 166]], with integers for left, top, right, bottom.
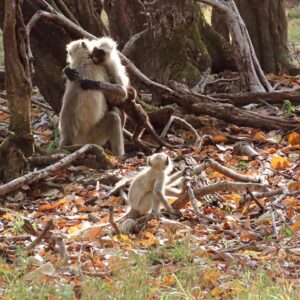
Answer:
[[288, 6, 300, 44], [1, 242, 299, 300]]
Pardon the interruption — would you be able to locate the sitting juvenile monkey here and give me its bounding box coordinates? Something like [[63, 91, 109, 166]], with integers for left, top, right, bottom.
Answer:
[[124, 152, 181, 219], [92, 153, 182, 228], [60, 37, 127, 156], [65, 47, 176, 153]]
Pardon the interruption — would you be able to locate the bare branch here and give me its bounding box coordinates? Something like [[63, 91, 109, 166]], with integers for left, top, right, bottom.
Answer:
[[0, 144, 109, 197]]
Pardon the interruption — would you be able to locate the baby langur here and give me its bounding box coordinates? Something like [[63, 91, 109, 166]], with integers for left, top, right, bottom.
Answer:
[[86, 153, 183, 229], [126, 153, 181, 217]]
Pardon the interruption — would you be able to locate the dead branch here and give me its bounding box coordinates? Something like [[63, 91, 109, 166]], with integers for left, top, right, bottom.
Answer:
[[122, 29, 148, 57], [184, 169, 215, 223], [167, 83, 300, 131], [203, 158, 261, 183], [0, 144, 110, 197], [247, 189, 265, 212], [173, 181, 268, 209], [215, 91, 300, 106], [195, 181, 268, 198]]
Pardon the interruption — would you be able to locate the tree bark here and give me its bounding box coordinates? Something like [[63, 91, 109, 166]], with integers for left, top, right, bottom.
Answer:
[[105, 0, 235, 85], [213, 0, 295, 74], [0, 0, 34, 181]]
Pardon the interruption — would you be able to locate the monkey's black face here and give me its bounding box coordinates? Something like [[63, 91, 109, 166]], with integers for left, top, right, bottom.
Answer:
[[91, 47, 106, 65]]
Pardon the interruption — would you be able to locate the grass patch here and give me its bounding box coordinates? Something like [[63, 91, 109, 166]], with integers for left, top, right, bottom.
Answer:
[[1, 241, 299, 299]]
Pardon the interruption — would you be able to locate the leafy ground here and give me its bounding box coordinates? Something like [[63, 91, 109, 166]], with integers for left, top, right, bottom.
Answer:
[[0, 72, 300, 299]]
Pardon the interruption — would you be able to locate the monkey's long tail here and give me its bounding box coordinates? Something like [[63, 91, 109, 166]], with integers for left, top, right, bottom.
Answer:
[[93, 208, 140, 228], [145, 123, 178, 148]]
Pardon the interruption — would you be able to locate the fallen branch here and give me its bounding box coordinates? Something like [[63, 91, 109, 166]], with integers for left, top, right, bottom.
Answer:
[[0, 144, 109, 197], [215, 91, 300, 106]]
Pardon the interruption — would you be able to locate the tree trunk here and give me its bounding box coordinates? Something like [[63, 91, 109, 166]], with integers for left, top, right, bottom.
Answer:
[[214, 0, 294, 74], [105, 0, 235, 87], [0, 0, 34, 181]]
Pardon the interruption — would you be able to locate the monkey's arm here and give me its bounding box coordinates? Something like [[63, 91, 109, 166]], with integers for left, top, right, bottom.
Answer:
[[63, 66, 127, 104], [152, 177, 180, 215], [81, 79, 127, 103], [63, 66, 80, 81]]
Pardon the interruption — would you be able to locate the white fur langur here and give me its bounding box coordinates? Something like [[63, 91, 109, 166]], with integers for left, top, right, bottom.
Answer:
[[59, 38, 125, 156], [120, 153, 181, 220]]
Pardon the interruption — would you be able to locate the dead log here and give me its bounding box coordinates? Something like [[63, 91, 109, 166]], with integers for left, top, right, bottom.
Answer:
[[215, 91, 300, 106], [165, 83, 300, 131]]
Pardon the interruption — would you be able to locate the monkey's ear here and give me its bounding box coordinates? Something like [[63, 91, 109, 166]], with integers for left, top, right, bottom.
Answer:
[[147, 157, 152, 166], [81, 41, 87, 49]]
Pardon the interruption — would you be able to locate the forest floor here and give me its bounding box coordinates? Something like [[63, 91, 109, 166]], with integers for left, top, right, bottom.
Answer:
[[0, 5, 300, 300], [0, 71, 300, 299]]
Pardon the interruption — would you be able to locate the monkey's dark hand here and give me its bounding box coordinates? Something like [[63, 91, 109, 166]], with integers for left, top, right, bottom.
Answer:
[[63, 67, 80, 81], [80, 79, 100, 90]]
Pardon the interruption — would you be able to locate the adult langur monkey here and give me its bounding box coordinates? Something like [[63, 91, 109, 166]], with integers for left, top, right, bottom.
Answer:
[[59, 37, 129, 156], [64, 40, 177, 153]]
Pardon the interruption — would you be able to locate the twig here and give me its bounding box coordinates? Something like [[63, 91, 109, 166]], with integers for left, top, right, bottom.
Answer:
[[160, 116, 201, 144], [247, 189, 265, 212], [32, 97, 52, 110], [108, 206, 121, 235], [0, 144, 101, 196], [192, 67, 211, 94], [206, 77, 239, 85], [270, 207, 278, 238], [198, 135, 214, 153], [211, 224, 239, 239]]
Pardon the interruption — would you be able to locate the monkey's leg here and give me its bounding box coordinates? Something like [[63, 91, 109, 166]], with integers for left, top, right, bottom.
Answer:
[[90, 110, 125, 156]]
